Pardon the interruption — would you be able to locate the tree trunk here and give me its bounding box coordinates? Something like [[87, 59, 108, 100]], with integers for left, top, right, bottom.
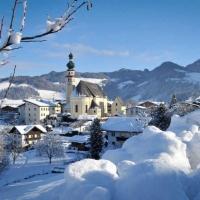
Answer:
[[49, 157, 51, 164]]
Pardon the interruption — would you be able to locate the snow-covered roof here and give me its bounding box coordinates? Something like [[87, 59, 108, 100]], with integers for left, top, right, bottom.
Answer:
[[69, 135, 90, 144], [77, 115, 98, 121], [1, 98, 25, 107], [101, 117, 150, 132], [11, 125, 47, 134], [126, 105, 146, 110], [108, 101, 113, 105], [24, 99, 58, 107]]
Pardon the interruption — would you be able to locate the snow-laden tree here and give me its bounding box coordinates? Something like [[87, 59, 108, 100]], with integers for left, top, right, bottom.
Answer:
[[149, 103, 171, 131], [89, 118, 103, 160], [5, 134, 23, 164], [0, 136, 9, 177], [35, 134, 65, 164]]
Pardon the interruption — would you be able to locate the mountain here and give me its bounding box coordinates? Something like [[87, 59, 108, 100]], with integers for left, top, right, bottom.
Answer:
[[2, 59, 200, 103]]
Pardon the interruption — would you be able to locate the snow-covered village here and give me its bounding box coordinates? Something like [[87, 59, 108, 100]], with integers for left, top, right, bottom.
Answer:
[[2, 0, 200, 200]]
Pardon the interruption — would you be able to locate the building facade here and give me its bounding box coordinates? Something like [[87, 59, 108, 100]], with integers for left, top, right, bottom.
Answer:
[[111, 96, 126, 116], [23, 99, 61, 124], [9, 125, 47, 147], [65, 53, 108, 118]]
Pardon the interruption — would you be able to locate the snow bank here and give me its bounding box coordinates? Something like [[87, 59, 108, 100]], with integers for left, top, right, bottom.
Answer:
[[168, 110, 200, 170], [62, 159, 118, 200], [103, 126, 190, 173], [63, 126, 192, 199]]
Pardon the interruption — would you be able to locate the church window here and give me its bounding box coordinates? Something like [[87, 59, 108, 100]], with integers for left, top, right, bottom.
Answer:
[[75, 105, 78, 112], [85, 105, 88, 113], [112, 132, 115, 136]]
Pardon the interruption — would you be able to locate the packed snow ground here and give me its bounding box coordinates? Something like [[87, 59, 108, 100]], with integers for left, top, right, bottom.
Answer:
[[2, 110, 200, 199]]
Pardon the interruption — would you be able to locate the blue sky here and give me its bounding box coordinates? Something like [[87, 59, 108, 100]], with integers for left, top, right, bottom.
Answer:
[[1, 0, 200, 77]]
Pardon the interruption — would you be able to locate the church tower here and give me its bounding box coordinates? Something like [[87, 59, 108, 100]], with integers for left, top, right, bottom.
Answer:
[[66, 53, 76, 105]]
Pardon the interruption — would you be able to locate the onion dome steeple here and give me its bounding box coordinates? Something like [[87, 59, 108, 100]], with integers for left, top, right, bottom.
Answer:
[[67, 52, 75, 70]]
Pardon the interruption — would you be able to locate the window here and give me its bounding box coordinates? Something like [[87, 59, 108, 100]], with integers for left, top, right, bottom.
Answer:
[[121, 133, 125, 137], [52, 108, 54, 111], [111, 132, 115, 137], [75, 105, 78, 112], [85, 105, 88, 113], [112, 142, 115, 146], [28, 135, 31, 138], [34, 108, 36, 111], [116, 103, 117, 106], [29, 113, 30, 116], [29, 108, 30, 111], [116, 109, 117, 111]]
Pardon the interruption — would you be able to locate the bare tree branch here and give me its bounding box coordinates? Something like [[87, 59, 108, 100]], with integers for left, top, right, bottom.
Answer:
[[0, 65, 16, 109], [0, 16, 4, 40]]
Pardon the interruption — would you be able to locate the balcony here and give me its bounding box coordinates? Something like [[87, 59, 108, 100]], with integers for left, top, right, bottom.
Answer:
[[116, 137, 128, 141]]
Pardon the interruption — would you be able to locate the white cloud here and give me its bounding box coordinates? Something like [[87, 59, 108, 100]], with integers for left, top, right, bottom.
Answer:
[[134, 51, 174, 62], [47, 42, 130, 58]]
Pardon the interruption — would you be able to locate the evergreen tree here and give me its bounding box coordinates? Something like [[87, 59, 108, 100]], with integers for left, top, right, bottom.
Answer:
[[149, 104, 171, 131], [89, 118, 103, 160], [169, 94, 177, 109]]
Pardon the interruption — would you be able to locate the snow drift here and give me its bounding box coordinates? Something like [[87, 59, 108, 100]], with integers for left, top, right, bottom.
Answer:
[[62, 109, 200, 200]]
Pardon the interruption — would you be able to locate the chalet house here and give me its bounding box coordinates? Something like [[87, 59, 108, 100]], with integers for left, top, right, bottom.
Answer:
[[126, 105, 147, 116], [1, 105, 19, 113], [111, 96, 126, 116], [69, 135, 90, 151], [138, 101, 159, 107], [101, 117, 150, 147], [23, 99, 62, 124], [9, 125, 47, 147], [138, 101, 160, 116], [64, 53, 108, 118]]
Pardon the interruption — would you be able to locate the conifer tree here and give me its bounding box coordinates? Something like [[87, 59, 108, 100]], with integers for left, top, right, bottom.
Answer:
[[89, 118, 103, 160], [169, 94, 177, 109], [149, 104, 171, 131]]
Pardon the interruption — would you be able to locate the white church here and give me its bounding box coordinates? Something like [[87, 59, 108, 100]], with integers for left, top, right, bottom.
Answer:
[[64, 53, 108, 118]]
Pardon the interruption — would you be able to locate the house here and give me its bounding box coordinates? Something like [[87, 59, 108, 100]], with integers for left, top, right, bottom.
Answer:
[[138, 101, 160, 116], [69, 135, 90, 151], [107, 101, 113, 116], [111, 96, 126, 116], [64, 53, 108, 118], [9, 125, 47, 147], [126, 105, 147, 116], [1, 105, 19, 113], [23, 99, 62, 124], [101, 117, 150, 147]]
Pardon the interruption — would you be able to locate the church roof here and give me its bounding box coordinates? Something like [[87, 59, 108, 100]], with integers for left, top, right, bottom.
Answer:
[[71, 80, 107, 98], [90, 99, 100, 109]]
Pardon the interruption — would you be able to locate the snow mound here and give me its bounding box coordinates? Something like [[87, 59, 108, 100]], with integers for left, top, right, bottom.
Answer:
[[62, 159, 118, 200], [103, 126, 190, 173], [168, 110, 200, 170]]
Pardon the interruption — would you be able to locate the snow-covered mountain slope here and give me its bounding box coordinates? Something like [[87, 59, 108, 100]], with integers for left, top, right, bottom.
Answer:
[[2, 58, 200, 102]]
